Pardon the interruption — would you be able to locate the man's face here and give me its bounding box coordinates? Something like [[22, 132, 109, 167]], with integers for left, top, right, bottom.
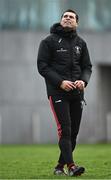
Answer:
[[60, 12, 78, 30]]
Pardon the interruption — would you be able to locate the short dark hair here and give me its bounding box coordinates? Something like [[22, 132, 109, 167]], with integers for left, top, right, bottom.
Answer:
[[61, 9, 79, 23]]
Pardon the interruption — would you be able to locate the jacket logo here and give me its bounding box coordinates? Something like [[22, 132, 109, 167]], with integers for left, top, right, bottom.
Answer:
[[75, 46, 81, 55], [56, 48, 67, 52]]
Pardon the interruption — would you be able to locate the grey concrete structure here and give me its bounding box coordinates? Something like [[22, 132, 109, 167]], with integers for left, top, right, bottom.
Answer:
[[0, 31, 111, 144]]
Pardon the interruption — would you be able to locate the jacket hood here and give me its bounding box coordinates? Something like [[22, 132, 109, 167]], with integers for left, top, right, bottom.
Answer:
[[50, 23, 77, 38]]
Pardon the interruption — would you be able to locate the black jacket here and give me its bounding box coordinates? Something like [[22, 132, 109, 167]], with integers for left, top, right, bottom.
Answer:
[[37, 23, 92, 97]]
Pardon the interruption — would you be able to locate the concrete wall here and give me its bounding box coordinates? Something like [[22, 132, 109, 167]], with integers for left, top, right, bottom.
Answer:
[[0, 31, 111, 144]]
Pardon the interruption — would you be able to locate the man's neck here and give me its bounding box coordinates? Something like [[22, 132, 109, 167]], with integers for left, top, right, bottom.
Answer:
[[62, 26, 75, 32]]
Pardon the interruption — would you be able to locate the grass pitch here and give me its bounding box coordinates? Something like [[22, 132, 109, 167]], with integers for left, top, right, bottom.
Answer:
[[0, 143, 111, 179]]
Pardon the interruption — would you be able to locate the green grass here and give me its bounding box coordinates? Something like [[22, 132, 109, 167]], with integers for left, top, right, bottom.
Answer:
[[0, 144, 111, 179]]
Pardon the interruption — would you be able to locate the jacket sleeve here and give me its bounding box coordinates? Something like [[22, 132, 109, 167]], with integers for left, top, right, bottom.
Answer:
[[37, 39, 63, 87], [80, 42, 92, 86]]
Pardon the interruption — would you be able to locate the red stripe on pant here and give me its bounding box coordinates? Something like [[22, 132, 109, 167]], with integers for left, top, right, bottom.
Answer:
[[49, 96, 62, 140]]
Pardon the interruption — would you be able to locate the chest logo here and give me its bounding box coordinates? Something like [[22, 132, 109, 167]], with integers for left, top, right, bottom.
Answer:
[[56, 48, 67, 52], [75, 46, 81, 55]]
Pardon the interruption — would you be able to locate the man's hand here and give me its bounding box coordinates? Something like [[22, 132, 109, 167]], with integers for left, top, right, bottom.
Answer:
[[60, 80, 76, 91], [74, 80, 85, 90]]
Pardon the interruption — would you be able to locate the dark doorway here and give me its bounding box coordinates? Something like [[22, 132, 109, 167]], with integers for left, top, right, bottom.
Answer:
[[98, 65, 111, 142]]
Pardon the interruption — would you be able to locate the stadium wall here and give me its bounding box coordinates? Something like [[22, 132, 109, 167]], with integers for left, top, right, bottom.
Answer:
[[0, 31, 111, 144]]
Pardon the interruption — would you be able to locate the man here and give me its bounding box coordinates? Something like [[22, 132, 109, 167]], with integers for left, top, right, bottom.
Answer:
[[37, 9, 92, 176]]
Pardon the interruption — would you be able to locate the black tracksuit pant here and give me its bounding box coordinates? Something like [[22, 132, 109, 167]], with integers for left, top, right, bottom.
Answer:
[[49, 92, 83, 165]]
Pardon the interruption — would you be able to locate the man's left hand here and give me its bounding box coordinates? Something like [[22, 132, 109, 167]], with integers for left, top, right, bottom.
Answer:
[[73, 80, 85, 90]]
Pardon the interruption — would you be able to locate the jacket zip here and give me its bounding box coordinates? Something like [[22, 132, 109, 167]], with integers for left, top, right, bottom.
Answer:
[[68, 39, 74, 81]]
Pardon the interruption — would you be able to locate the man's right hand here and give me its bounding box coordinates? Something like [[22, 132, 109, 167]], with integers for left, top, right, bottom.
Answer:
[[60, 80, 76, 91]]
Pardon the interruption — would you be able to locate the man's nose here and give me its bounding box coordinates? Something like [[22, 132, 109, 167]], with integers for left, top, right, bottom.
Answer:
[[66, 16, 70, 19]]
